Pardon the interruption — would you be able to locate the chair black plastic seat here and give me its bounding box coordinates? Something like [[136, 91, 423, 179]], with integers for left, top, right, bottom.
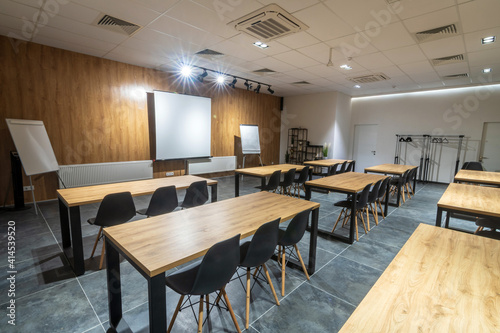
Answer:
[[256, 170, 281, 192], [475, 230, 500, 240], [137, 185, 178, 217], [279, 168, 296, 195], [180, 180, 208, 209]]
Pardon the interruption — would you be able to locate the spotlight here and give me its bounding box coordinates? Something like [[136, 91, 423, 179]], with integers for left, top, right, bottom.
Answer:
[[244, 80, 252, 90], [180, 65, 193, 77], [229, 77, 237, 88], [216, 74, 225, 84], [267, 85, 274, 94], [196, 69, 208, 83], [254, 84, 261, 93]]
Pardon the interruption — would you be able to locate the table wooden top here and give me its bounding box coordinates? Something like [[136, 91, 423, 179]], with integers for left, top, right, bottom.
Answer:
[[364, 163, 417, 175], [437, 183, 500, 218], [305, 172, 388, 193], [303, 159, 352, 167], [339, 223, 500, 332], [57, 175, 217, 207], [454, 169, 500, 186], [235, 164, 306, 177], [104, 191, 320, 277]]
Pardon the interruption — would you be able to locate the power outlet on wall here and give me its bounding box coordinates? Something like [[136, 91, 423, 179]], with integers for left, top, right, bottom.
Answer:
[[166, 172, 175, 176], [23, 185, 34, 191]]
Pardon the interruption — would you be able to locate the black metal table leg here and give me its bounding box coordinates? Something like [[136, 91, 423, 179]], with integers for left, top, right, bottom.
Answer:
[[307, 208, 318, 275], [58, 198, 71, 248], [235, 173, 240, 197], [211, 183, 217, 202], [69, 206, 85, 276], [148, 274, 167, 333], [305, 185, 312, 201], [106, 237, 123, 332], [384, 180, 389, 217], [436, 207, 443, 227], [396, 179, 402, 206], [349, 192, 356, 244]]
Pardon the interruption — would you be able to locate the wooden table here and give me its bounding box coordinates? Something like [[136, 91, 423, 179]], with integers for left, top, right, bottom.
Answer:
[[436, 183, 500, 231], [304, 159, 354, 175], [304, 172, 389, 244], [234, 164, 308, 197], [364, 163, 418, 206], [104, 191, 320, 333], [57, 175, 218, 276], [454, 169, 500, 186], [339, 223, 500, 332]]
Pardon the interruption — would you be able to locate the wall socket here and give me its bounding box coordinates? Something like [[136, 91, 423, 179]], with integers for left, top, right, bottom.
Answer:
[[166, 172, 175, 176], [23, 185, 34, 191]]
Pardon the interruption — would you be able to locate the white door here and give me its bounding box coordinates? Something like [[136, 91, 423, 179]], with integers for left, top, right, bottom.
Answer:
[[479, 122, 500, 172], [352, 124, 378, 173]]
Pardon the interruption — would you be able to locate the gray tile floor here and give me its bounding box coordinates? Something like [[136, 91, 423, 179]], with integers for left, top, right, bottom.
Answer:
[[0, 177, 477, 332]]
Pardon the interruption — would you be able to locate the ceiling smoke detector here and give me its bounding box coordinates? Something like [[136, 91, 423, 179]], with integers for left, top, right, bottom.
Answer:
[[228, 4, 309, 42]]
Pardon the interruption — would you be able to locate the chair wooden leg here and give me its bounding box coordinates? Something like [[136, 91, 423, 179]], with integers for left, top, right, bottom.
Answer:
[[342, 209, 351, 227], [365, 207, 370, 231], [332, 208, 344, 233], [355, 214, 359, 241], [221, 288, 242, 333], [281, 247, 286, 296], [378, 200, 385, 219], [401, 186, 406, 203], [167, 295, 184, 333], [90, 227, 103, 258], [370, 203, 379, 226], [246, 268, 251, 329], [294, 245, 310, 281], [359, 210, 367, 234], [99, 241, 106, 270], [262, 263, 279, 306], [198, 295, 204, 333]]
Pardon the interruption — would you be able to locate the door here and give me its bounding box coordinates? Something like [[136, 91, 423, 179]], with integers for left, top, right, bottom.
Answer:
[[479, 122, 500, 172], [352, 124, 378, 173]]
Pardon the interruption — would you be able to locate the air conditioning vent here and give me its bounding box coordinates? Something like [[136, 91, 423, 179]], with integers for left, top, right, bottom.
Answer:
[[252, 68, 276, 75], [414, 23, 459, 43], [431, 54, 465, 66], [292, 81, 311, 85], [194, 49, 225, 61], [94, 14, 141, 36], [442, 73, 469, 79], [228, 4, 309, 42], [347, 73, 390, 84]]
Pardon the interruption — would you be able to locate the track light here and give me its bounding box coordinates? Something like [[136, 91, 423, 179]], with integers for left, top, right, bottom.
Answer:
[[254, 84, 261, 93], [244, 80, 252, 90], [267, 85, 274, 94], [197, 69, 208, 83], [229, 77, 237, 88], [216, 74, 225, 84], [180, 65, 193, 77]]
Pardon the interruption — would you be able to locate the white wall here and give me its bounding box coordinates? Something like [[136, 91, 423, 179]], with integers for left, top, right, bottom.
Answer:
[[280, 91, 352, 162], [351, 84, 500, 182]]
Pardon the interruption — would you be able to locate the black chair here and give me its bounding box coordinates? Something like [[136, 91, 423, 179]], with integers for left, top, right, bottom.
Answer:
[[180, 180, 208, 209], [238, 218, 280, 329], [256, 170, 281, 192], [337, 161, 348, 174], [327, 163, 341, 176], [165, 234, 242, 333], [293, 166, 310, 198], [345, 161, 355, 172], [332, 183, 371, 241], [136, 185, 178, 217], [389, 169, 410, 205], [405, 168, 417, 198], [88, 192, 136, 269], [475, 217, 500, 233], [277, 209, 312, 296], [279, 168, 296, 196], [367, 179, 383, 227], [462, 161, 484, 171], [376, 177, 391, 220]]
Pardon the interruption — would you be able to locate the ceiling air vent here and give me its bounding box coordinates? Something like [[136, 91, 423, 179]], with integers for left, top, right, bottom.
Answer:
[[94, 14, 141, 36], [228, 4, 309, 42], [414, 23, 459, 43], [195, 49, 225, 60], [431, 54, 465, 66], [347, 73, 390, 84], [292, 81, 311, 85], [442, 73, 469, 79], [252, 68, 276, 76]]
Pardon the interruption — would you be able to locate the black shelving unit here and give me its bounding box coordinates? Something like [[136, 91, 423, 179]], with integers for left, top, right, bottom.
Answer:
[[287, 128, 308, 164]]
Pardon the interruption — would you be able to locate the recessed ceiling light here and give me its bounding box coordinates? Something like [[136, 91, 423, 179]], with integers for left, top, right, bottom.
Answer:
[[481, 36, 496, 44], [253, 41, 269, 49], [340, 64, 352, 70], [483, 68, 492, 73], [354, 85, 361, 88]]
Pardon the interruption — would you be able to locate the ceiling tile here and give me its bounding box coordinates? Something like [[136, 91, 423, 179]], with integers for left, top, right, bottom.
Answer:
[[283, 68, 320, 81], [403, 6, 459, 33], [410, 71, 442, 83], [256, 0, 321, 14], [130, 0, 181, 14], [294, 3, 354, 41], [211, 38, 267, 62], [31, 34, 109, 58], [0, 0, 41, 19], [376, 66, 406, 77], [228, 33, 292, 56], [442, 77, 472, 86], [419, 35, 465, 59], [51, 1, 102, 25], [468, 48, 500, 67], [387, 75, 415, 85], [464, 27, 500, 53], [163, 0, 238, 39], [368, 22, 415, 51], [326, 34, 379, 59], [383, 45, 427, 64], [324, 0, 400, 29], [298, 42, 341, 65], [400, 60, 435, 75], [459, 0, 500, 33], [396, 0, 456, 20], [434, 62, 469, 76], [72, 0, 160, 26], [302, 64, 346, 79], [275, 32, 320, 50], [9, 0, 41, 8], [354, 52, 393, 69], [273, 50, 320, 68], [192, 0, 266, 21], [105, 45, 170, 68], [255, 56, 297, 73]]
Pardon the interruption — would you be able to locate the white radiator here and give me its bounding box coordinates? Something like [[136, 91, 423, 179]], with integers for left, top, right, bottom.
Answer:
[[187, 156, 236, 175], [58, 160, 153, 188]]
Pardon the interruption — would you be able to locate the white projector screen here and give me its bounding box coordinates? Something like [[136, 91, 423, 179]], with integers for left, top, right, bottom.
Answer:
[[152, 91, 211, 160]]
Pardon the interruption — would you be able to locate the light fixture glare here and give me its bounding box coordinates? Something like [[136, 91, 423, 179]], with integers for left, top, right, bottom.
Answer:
[[481, 36, 496, 44], [180, 65, 192, 77], [483, 68, 492, 73]]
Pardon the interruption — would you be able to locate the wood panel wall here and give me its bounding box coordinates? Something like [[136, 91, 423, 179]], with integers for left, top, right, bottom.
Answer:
[[0, 36, 281, 204]]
